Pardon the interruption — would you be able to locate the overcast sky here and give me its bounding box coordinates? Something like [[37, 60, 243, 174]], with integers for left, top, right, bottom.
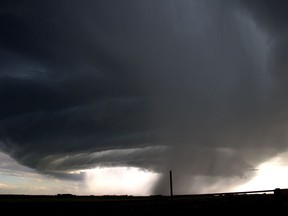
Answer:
[[1, 0, 288, 195]]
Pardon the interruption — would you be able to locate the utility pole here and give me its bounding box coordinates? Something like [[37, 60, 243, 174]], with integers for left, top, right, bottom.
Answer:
[[169, 170, 173, 202]]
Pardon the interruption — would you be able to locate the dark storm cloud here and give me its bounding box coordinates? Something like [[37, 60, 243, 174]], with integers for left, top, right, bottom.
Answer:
[[239, 0, 288, 87], [1, 0, 288, 193], [239, 0, 288, 34], [0, 0, 163, 178]]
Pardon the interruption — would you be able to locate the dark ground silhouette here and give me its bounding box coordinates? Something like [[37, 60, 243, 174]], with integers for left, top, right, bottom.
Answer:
[[1, 189, 288, 215]]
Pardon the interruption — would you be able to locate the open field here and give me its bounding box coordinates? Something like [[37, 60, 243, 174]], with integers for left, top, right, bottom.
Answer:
[[1, 190, 288, 215]]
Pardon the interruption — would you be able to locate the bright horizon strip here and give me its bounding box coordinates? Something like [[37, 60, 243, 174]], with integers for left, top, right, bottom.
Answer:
[[233, 152, 288, 192], [2, 149, 288, 196], [84, 167, 160, 196]]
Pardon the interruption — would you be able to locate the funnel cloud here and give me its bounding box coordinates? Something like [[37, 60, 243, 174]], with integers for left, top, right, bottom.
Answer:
[[0, 0, 288, 194]]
